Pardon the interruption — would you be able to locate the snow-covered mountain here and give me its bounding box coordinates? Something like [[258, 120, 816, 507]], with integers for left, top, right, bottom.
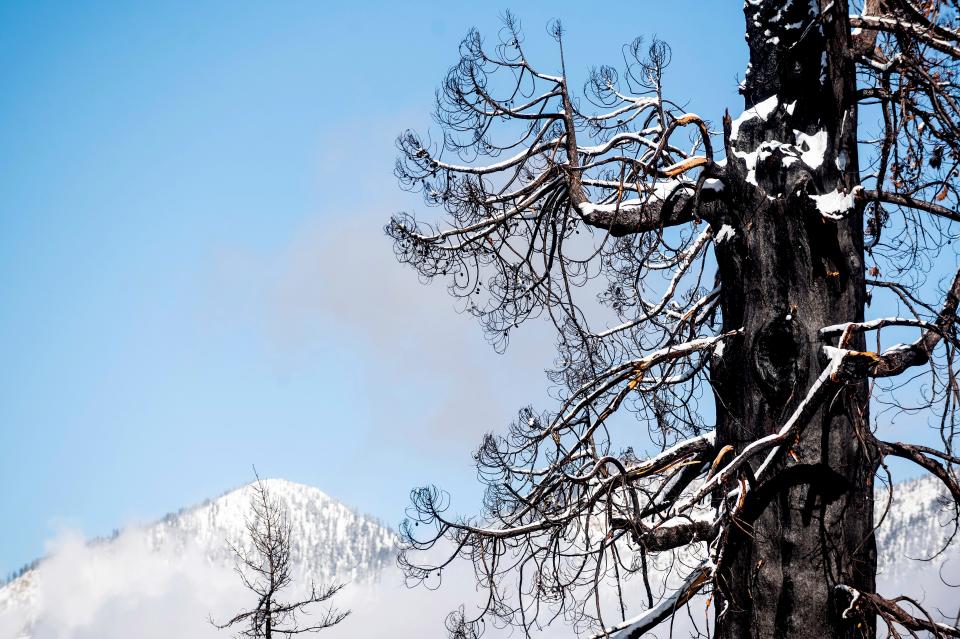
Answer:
[[142, 479, 397, 585], [0, 479, 397, 639], [1, 476, 957, 639], [876, 475, 960, 578]]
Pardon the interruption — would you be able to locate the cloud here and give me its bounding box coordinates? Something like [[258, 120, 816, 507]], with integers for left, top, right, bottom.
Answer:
[[2, 527, 477, 639], [877, 555, 960, 629], [1, 528, 238, 639], [14, 522, 957, 639], [0, 529, 547, 639], [205, 212, 556, 449], [2, 527, 714, 639]]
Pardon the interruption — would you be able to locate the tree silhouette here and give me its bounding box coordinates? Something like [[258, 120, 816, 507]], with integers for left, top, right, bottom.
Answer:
[[387, 3, 960, 637], [213, 475, 348, 638]]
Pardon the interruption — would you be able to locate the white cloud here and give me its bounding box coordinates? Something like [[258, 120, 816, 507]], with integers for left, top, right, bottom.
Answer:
[[2, 527, 711, 639], [3, 529, 238, 639], [0, 530, 528, 639], [11, 523, 958, 639], [204, 213, 555, 448]]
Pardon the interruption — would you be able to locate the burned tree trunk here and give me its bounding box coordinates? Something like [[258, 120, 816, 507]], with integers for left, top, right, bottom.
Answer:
[[389, 1, 960, 636], [712, 1, 877, 636]]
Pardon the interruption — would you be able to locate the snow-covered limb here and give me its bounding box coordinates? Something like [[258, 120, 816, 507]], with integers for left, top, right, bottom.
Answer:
[[623, 430, 716, 480], [580, 176, 724, 198], [820, 316, 936, 338], [671, 350, 844, 517], [820, 317, 940, 351], [625, 331, 740, 380], [836, 585, 861, 620], [578, 184, 723, 236], [577, 111, 711, 166], [836, 264, 960, 379], [591, 564, 710, 639], [584, 97, 658, 124], [609, 514, 716, 552], [575, 130, 678, 159], [663, 287, 720, 324], [850, 14, 960, 60], [553, 331, 740, 433], [594, 226, 714, 338], [569, 432, 715, 485]]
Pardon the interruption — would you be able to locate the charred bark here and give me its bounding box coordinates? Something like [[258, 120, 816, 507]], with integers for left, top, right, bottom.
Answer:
[[712, 2, 878, 637]]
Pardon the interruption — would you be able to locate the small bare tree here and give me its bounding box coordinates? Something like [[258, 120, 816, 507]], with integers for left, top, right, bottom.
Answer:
[[213, 475, 349, 639]]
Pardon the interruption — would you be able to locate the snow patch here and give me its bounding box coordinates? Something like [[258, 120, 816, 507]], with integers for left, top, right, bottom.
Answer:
[[793, 129, 829, 168], [810, 185, 862, 219], [702, 178, 725, 193], [730, 95, 779, 141], [715, 224, 736, 244], [732, 129, 830, 188]]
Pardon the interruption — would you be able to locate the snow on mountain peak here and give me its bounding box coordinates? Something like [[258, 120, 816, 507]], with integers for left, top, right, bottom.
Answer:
[[0, 479, 398, 639], [143, 479, 398, 586], [1, 476, 957, 639]]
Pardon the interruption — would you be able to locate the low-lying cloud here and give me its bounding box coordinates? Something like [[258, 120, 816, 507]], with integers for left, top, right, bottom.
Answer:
[[0, 528, 543, 639], [4, 523, 958, 639], [1, 526, 700, 639], [0, 525, 466, 639]]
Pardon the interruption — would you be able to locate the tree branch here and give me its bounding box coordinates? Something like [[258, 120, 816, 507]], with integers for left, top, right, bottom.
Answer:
[[858, 188, 960, 224], [592, 564, 710, 639], [610, 517, 716, 552], [836, 585, 960, 637], [580, 193, 723, 236], [878, 440, 960, 504]]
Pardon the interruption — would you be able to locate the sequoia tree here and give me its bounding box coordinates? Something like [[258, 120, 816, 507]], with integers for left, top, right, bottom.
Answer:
[[387, 2, 960, 637]]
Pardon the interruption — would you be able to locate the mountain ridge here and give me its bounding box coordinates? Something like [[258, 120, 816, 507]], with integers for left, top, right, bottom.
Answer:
[[0, 479, 398, 639], [2, 475, 957, 638]]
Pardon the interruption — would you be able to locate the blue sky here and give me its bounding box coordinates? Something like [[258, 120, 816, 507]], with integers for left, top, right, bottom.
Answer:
[[0, 1, 749, 577]]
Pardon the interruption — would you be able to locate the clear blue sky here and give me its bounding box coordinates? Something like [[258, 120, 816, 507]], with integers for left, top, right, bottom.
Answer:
[[0, 1, 749, 577]]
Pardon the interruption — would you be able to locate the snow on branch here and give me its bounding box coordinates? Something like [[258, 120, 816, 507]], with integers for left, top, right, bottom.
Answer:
[[837, 264, 960, 378], [851, 14, 960, 60], [592, 564, 710, 639], [387, 15, 726, 358]]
